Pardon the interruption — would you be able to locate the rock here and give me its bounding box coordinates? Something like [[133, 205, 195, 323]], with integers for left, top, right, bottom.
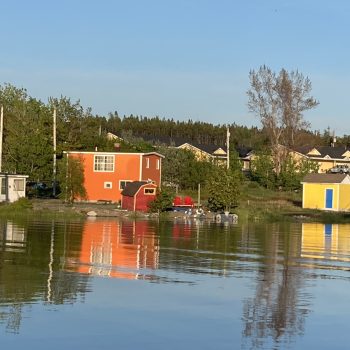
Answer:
[[87, 210, 97, 217]]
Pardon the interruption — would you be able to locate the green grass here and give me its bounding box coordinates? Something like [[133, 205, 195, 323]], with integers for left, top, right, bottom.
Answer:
[[179, 180, 350, 223], [0, 197, 84, 220]]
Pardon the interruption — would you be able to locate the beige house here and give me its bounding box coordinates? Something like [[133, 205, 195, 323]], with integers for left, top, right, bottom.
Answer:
[[177, 142, 252, 170], [292, 146, 350, 173]]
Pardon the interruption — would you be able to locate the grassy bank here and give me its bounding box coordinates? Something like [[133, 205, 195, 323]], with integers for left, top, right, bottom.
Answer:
[[0, 198, 84, 220], [2, 185, 350, 224], [180, 181, 350, 223]]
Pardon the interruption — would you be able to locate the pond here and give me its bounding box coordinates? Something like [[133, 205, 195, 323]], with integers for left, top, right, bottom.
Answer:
[[0, 217, 350, 349]]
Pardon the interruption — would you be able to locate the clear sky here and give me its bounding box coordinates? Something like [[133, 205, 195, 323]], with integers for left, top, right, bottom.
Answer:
[[1, 0, 350, 135]]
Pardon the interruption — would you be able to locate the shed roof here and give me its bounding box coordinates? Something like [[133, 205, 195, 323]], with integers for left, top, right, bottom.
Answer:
[[301, 173, 350, 184], [121, 181, 157, 197]]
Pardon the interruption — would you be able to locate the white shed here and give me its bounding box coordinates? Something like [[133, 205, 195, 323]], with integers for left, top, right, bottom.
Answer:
[[0, 174, 29, 203]]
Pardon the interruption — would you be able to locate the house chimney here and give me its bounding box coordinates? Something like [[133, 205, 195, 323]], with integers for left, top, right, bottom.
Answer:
[[114, 143, 120, 151]]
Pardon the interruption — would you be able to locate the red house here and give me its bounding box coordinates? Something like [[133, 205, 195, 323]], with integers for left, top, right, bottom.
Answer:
[[121, 181, 157, 212]]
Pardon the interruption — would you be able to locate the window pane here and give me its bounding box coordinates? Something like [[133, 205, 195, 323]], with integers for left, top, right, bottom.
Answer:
[[14, 179, 25, 191], [1, 178, 6, 195], [94, 155, 114, 172]]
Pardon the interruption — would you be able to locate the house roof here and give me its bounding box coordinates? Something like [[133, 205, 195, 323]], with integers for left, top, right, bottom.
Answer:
[[121, 181, 156, 197], [178, 142, 253, 158], [301, 173, 350, 184], [295, 146, 350, 160]]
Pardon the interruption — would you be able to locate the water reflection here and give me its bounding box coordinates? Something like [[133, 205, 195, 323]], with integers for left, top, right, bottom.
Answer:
[[0, 221, 26, 252], [0, 218, 350, 348], [301, 223, 350, 264], [241, 223, 310, 349], [66, 219, 159, 280], [0, 220, 89, 333]]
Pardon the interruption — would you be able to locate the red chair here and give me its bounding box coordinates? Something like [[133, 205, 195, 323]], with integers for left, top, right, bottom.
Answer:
[[184, 196, 194, 206], [173, 196, 182, 206]]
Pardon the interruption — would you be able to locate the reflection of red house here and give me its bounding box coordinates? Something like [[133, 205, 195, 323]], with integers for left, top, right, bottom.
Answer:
[[121, 181, 157, 212], [68, 220, 159, 280]]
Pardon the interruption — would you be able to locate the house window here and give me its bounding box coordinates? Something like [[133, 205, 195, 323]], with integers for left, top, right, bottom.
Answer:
[[146, 158, 150, 168], [94, 155, 114, 172], [156, 159, 160, 170], [1, 178, 6, 195], [144, 188, 156, 195], [104, 182, 112, 189], [119, 180, 132, 190], [14, 179, 25, 191]]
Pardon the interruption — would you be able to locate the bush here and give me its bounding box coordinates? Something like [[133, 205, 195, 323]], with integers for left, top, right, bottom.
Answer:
[[148, 188, 174, 212]]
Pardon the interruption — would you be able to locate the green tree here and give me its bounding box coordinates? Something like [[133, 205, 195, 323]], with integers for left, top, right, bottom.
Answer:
[[0, 84, 53, 181], [159, 146, 216, 190], [278, 157, 319, 191], [206, 167, 241, 212], [148, 188, 174, 212], [58, 155, 87, 203], [250, 151, 276, 189]]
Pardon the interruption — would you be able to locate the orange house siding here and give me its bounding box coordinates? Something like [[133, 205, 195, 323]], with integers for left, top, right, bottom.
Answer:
[[66, 151, 162, 203]]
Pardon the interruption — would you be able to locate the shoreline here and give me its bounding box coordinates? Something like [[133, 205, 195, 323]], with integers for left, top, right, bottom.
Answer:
[[1, 198, 350, 224]]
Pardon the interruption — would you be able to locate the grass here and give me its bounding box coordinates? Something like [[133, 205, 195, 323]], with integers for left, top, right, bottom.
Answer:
[[0, 197, 84, 220], [2, 182, 350, 224], [179, 180, 350, 223]]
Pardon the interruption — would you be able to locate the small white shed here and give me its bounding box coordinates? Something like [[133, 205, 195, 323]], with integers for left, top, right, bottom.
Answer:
[[0, 174, 29, 203]]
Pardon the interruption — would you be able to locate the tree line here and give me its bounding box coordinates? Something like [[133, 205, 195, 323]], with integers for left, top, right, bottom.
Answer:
[[0, 65, 347, 206]]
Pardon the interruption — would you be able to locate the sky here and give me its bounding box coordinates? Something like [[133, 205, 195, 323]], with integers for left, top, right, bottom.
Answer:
[[1, 0, 350, 135]]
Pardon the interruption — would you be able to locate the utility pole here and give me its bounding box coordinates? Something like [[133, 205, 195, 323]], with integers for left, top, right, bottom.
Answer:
[[53, 108, 57, 197], [226, 126, 230, 170], [198, 183, 201, 207], [0, 105, 3, 172]]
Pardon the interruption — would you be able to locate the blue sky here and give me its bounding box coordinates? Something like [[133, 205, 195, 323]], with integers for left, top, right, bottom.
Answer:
[[1, 0, 350, 135]]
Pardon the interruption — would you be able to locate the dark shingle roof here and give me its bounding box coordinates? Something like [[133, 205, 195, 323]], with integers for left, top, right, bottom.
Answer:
[[302, 173, 349, 184], [179, 143, 253, 157], [121, 181, 147, 197], [295, 146, 350, 159]]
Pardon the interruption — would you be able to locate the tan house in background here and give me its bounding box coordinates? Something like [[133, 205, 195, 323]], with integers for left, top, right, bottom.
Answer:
[[292, 146, 350, 173], [177, 142, 253, 171]]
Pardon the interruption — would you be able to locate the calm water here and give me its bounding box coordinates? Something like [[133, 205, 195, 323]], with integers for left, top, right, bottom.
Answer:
[[0, 217, 350, 349]]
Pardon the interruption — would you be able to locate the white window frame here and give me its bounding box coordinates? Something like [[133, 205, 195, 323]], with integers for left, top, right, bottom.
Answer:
[[119, 180, 132, 190], [156, 159, 160, 170], [146, 158, 150, 169], [144, 187, 156, 195], [104, 182, 113, 189], [94, 155, 115, 172]]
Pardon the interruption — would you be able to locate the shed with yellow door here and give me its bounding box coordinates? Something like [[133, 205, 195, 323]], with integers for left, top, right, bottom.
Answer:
[[301, 173, 350, 211]]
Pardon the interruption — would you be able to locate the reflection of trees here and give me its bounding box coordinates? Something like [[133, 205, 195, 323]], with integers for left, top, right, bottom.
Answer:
[[241, 223, 311, 349], [0, 220, 89, 333]]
